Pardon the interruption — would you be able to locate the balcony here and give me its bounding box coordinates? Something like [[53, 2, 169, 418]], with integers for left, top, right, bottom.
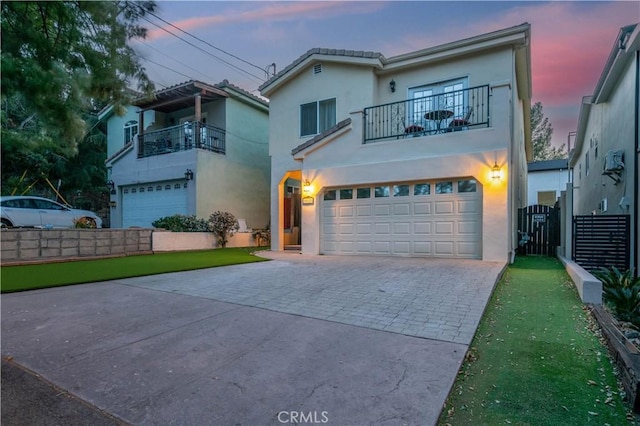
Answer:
[[137, 122, 225, 158], [363, 85, 490, 143]]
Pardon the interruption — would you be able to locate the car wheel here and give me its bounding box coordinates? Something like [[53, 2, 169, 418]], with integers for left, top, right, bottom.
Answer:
[[1, 219, 13, 229]]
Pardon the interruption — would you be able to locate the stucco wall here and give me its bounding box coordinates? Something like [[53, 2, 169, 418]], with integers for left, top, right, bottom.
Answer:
[[527, 169, 570, 206], [573, 58, 637, 217], [106, 110, 156, 158]]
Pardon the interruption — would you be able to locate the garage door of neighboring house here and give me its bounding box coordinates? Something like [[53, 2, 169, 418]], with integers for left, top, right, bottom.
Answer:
[[321, 179, 482, 258], [122, 181, 188, 228]]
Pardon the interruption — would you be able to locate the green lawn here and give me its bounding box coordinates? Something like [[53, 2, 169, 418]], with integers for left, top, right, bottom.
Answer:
[[1, 248, 268, 293], [439, 256, 632, 425]]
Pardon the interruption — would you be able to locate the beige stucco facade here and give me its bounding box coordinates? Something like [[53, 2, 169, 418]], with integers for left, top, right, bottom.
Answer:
[[262, 24, 532, 262]]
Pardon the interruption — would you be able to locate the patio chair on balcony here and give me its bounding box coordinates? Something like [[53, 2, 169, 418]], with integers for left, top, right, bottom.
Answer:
[[447, 106, 474, 132]]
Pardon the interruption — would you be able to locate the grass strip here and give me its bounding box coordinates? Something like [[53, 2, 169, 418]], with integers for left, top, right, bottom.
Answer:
[[1, 248, 268, 293], [439, 256, 631, 425]]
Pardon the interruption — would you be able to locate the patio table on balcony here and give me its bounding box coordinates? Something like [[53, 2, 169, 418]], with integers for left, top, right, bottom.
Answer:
[[424, 110, 454, 133]]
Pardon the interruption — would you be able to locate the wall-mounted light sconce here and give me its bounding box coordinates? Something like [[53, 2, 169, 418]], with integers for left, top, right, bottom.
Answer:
[[389, 79, 396, 93], [491, 162, 502, 180], [185, 169, 194, 181], [302, 179, 313, 195], [106, 180, 116, 195]]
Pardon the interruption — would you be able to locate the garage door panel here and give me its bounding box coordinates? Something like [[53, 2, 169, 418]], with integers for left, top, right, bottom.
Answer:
[[323, 206, 337, 217], [435, 241, 454, 255], [356, 223, 372, 234], [413, 241, 432, 254], [458, 200, 480, 214], [339, 223, 354, 235], [458, 241, 479, 255], [356, 241, 372, 253], [374, 204, 391, 216], [414, 222, 432, 234], [393, 241, 410, 254], [321, 179, 481, 259], [339, 206, 354, 217], [414, 202, 431, 215], [435, 221, 454, 235], [394, 222, 411, 234], [393, 203, 410, 215], [458, 221, 479, 234], [435, 201, 454, 214], [323, 224, 337, 235], [356, 205, 372, 217], [374, 222, 391, 234], [373, 241, 391, 254]]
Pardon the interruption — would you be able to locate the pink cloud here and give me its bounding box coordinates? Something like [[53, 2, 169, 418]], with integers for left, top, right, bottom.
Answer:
[[147, 1, 387, 41]]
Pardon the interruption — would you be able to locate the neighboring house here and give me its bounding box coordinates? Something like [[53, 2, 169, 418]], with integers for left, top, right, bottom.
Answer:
[[259, 23, 532, 262], [570, 23, 639, 273], [527, 159, 569, 206], [104, 80, 270, 229]]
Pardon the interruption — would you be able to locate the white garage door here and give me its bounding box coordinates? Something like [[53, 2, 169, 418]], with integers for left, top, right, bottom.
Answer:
[[122, 181, 188, 228], [321, 179, 482, 258]]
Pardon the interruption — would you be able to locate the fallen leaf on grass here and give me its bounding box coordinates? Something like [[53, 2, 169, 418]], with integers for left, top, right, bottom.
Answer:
[[587, 380, 597, 386], [588, 411, 599, 416]]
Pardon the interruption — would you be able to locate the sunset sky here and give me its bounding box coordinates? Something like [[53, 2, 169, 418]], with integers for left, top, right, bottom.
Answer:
[[134, 1, 640, 151]]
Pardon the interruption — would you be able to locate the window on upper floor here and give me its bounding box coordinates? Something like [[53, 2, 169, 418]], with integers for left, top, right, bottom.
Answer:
[[124, 120, 138, 146], [300, 98, 336, 137], [408, 78, 468, 126], [585, 151, 590, 176]]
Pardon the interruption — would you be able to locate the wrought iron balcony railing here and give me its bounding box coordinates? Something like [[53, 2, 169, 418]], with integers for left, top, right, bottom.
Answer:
[[137, 122, 225, 158], [363, 85, 490, 143]]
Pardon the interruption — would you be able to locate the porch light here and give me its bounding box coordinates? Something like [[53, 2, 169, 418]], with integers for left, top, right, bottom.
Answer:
[[491, 162, 502, 180], [389, 79, 396, 93], [303, 180, 313, 195], [107, 180, 116, 195], [185, 169, 194, 180]]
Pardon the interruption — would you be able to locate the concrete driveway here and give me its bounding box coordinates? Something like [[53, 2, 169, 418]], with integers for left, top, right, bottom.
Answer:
[[1, 252, 504, 425]]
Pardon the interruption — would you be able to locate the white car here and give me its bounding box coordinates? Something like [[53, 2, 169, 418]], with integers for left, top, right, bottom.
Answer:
[[0, 196, 102, 229]]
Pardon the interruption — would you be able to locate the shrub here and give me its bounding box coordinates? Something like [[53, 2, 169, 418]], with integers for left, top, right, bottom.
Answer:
[[208, 211, 239, 248], [152, 214, 209, 232], [73, 217, 97, 229], [594, 266, 640, 327], [252, 226, 271, 247]]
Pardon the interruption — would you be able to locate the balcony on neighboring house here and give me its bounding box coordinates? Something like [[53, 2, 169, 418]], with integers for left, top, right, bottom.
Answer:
[[363, 85, 490, 143], [137, 121, 226, 158]]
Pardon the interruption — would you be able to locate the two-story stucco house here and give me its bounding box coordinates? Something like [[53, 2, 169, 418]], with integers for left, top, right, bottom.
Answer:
[[104, 80, 270, 229], [571, 23, 639, 274], [259, 23, 532, 262], [527, 159, 569, 206]]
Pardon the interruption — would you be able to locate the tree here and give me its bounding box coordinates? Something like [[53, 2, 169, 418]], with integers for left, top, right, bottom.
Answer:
[[531, 101, 566, 161], [1, 1, 155, 214]]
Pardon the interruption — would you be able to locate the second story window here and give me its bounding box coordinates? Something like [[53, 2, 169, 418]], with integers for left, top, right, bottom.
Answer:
[[124, 120, 138, 146], [300, 98, 336, 137]]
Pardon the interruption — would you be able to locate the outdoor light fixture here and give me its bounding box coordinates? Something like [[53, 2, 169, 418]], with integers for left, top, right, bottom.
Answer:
[[389, 79, 396, 93], [185, 169, 194, 180], [302, 179, 312, 195], [491, 162, 502, 180], [107, 180, 116, 195]]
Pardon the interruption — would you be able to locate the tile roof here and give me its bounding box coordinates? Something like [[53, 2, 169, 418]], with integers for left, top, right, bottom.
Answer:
[[291, 118, 352, 156], [260, 48, 384, 92]]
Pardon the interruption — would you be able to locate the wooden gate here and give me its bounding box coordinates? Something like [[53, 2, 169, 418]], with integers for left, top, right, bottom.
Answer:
[[517, 205, 561, 256]]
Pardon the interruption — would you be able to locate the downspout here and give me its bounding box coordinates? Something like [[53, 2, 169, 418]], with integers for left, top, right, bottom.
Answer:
[[634, 50, 639, 277]]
